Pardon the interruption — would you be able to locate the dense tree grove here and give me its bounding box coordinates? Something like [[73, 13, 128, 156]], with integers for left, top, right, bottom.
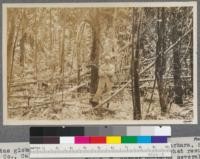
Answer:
[[7, 7, 194, 121]]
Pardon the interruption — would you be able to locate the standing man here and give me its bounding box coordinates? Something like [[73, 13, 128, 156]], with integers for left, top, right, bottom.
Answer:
[[90, 55, 115, 107]]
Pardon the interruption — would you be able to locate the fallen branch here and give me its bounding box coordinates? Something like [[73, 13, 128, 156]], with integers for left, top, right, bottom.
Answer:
[[140, 76, 191, 82], [8, 101, 76, 109], [10, 71, 90, 87], [118, 42, 132, 53], [55, 83, 87, 97], [94, 81, 131, 109], [9, 95, 47, 98]]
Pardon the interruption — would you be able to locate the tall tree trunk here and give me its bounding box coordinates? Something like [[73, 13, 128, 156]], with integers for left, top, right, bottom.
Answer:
[[60, 29, 65, 74], [76, 23, 85, 93], [190, 32, 193, 92], [8, 11, 22, 93], [58, 30, 62, 72], [7, 12, 16, 90], [155, 8, 167, 114], [20, 34, 25, 67], [8, 27, 20, 93], [61, 28, 65, 102], [34, 9, 38, 93], [19, 10, 26, 68], [90, 10, 100, 95], [131, 9, 141, 120], [172, 9, 183, 105], [50, 9, 53, 51]]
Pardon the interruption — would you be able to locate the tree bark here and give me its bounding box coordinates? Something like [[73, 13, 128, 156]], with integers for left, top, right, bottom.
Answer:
[[60, 29, 65, 74], [190, 32, 193, 91], [7, 11, 16, 88], [155, 8, 167, 114], [20, 34, 26, 67], [19, 10, 27, 68], [50, 9, 53, 51], [34, 10, 38, 93], [131, 9, 142, 120], [76, 23, 85, 93], [8, 11, 22, 93], [172, 9, 183, 105], [90, 10, 100, 95]]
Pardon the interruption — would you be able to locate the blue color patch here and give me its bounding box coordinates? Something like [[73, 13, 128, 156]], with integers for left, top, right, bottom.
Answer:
[[137, 136, 151, 143], [151, 136, 168, 143]]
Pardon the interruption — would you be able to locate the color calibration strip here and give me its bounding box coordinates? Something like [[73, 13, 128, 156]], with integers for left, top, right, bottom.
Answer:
[[30, 126, 171, 137], [30, 136, 168, 144], [30, 127, 171, 158]]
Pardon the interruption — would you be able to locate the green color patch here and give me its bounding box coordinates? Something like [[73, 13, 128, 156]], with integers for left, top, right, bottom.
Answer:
[[121, 136, 137, 143]]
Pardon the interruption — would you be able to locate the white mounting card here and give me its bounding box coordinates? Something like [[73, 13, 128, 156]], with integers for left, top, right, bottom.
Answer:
[[169, 136, 200, 159], [0, 142, 30, 159]]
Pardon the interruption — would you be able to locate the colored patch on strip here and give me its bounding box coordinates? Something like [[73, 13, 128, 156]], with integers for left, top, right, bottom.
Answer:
[[43, 136, 59, 144], [75, 136, 90, 144], [30, 136, 43, 144], [90, 136, 106, 144], [137, 136, 151, 143], [121, 136, 137, 143], [106, 136, 121, 144], [60, 137, 75, 144], [151, 136, 168, 143]]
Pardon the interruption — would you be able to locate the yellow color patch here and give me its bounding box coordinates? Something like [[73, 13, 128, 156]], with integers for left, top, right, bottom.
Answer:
[[106, 136, 121, 144]]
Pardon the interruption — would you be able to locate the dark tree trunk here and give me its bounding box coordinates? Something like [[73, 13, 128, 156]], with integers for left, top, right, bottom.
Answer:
[[155, 8, 167, 114], [90, 10, 100, 95], [172, 9, 183, 105], [190, 32, 193, 92], [131, 9, 141, 120]]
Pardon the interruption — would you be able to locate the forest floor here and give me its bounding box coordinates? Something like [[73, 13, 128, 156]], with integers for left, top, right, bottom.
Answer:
[[8, 86, 193, 122]]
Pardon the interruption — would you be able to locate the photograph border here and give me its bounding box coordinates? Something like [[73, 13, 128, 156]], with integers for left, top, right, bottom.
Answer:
[[2, 2, 198, 125]]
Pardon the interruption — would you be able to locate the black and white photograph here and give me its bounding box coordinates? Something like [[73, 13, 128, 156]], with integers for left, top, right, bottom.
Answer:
[[3, 2, 197, 125]]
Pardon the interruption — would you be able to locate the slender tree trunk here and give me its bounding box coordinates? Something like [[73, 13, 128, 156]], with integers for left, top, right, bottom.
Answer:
[[76, 23, 85, 93], [20, 11, 26, 67], [131, 9, 141, 120], [60, 29, 65, 74], [190, 32, 193, 91], [155, 8, 167, 114], [20, 35, 25, 67], [9, 28, 20, 93], [172, 9, 183, 105], [50, 9, 53, 51], [8, 12, 22, 93], [34, 10, 38, 93], [58, 30, 62, 72], [61, 28, 65, 103], [7, 13, 16, 89]]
